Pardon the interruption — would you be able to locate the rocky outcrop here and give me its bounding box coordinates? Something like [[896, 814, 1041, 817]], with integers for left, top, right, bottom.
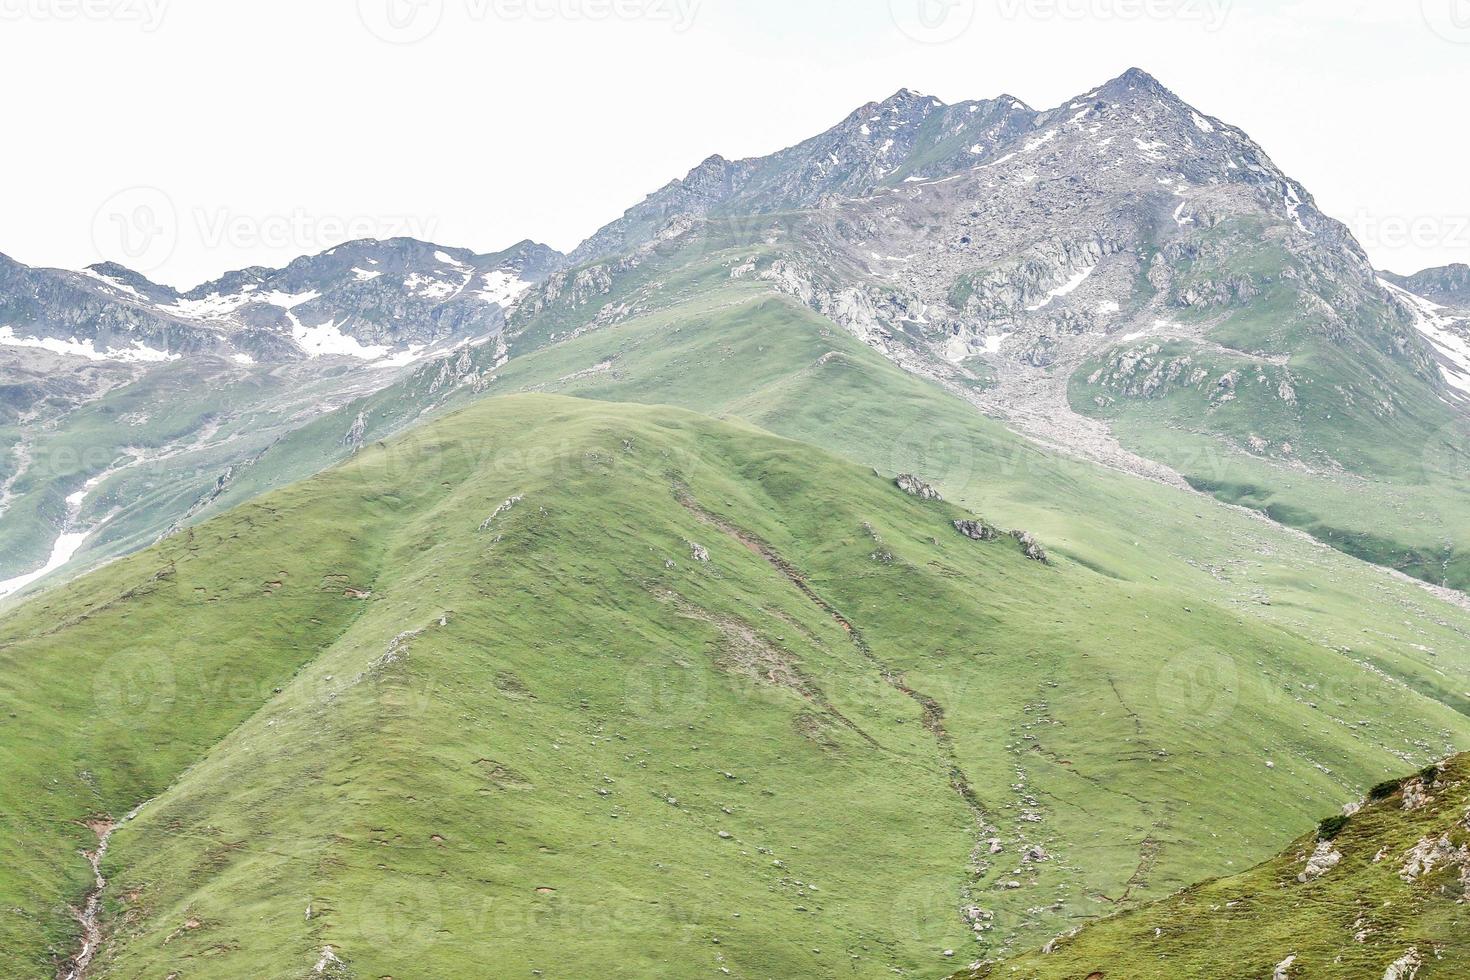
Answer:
[[1382, 948, 1423, 980], [953, 519, 1001, 542], [895, 474, 942, 501], [478, 495, 523, 533], [342, 410, 368, 452], [1011, 530, 1049, 563], [1297, 841, 1342, 882]]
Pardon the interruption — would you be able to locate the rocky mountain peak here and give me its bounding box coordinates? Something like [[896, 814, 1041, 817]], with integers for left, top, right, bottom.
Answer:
[[82, 262, 177, 303], [0, 237, 564, 368], [1095, 66, 1174, 101], [1385, 264, 1470, 308]]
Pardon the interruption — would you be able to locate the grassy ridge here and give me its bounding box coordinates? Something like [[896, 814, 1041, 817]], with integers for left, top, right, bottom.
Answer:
[[963, 755, 1470, 979], [0, 476, 383, 970], [3, 395, 1468, 978]]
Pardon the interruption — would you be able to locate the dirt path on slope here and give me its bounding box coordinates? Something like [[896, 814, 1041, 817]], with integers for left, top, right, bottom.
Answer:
[[57, 802, 147, 980], [674, 488, 999, 832]]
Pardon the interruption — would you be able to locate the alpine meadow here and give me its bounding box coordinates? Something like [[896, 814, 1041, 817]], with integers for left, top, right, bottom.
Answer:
[[2, 5, 1469, 979]]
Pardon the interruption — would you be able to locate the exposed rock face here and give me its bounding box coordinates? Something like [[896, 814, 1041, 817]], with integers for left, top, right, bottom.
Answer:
[[1383, 264, 1470, 308], [0, 238, 563, 366], [1382, 948, 1423, 980], [1011, 530, 1049, 563], [895, 474, 942, 501], [953, 519, 1001, 542], [478, 495, 524, 533], [570, 88, 1036, 266], [1399, 835, 1468, 885], [1297, 841, 1342, 882], [343, 410, 368, 451], [688, 541, 711, 563]]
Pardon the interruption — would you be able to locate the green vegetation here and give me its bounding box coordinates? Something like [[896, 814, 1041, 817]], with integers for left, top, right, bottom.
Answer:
[[4, 394, 1469, 978], [5, 226, 1470, 977], [962, 754, 1470, 979], [1070, 270, 1470, 589]]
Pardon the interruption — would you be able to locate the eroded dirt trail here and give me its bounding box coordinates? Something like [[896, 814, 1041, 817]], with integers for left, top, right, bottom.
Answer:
[[675, 490, 999, 899], [57, 818, 115, 980], [58, 802, 147, 980]]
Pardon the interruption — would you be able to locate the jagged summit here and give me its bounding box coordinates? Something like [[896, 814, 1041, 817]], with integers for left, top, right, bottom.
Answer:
[[1384, 263, 1470, 307], [568, 66, 1315, 266], [1, 236, 564, 367], [1100, 65, 1171, 93]]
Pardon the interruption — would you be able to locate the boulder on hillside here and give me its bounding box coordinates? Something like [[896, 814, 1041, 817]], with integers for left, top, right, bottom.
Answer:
[[896, 474, 943, 501], [953, 519, 1001, 542], [1011, 529, 1049, 563]]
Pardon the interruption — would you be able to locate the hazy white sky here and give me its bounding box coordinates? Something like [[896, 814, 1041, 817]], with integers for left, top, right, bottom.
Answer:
[[1, 0, 1465, 286]]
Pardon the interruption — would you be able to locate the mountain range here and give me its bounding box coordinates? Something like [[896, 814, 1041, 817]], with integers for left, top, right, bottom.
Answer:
[[2, 68, 1469, 979]]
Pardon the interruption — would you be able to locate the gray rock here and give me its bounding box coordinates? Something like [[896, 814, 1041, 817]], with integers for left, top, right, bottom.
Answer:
[[1011, 530, 1049, 563], [895, 474, 942, 501], [953, 519, 1001, 542]]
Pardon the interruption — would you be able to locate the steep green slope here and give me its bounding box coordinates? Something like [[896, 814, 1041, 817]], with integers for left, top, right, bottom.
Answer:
[[4, 395, 1469, 979], [169, 272, 1470, 772], [1069, 220, 1470, 591], [961, 754, 1470, 979], [0, 354, 401, 591]]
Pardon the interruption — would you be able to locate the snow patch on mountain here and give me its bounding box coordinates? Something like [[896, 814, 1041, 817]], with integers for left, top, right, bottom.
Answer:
[[290, 316, 392, 360], [1380, 278, 1470, 397], [478, 270, 533, 307], [1026, 265, 1095, 311], [0, 529, 90, 599], [0, 326, 177, 363]]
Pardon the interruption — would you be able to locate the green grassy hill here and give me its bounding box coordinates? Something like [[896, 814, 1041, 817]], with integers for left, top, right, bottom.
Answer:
[[4, 394, 1469, 978], [961, 754, 1470, 979], [1068, 221, 1470, 591]]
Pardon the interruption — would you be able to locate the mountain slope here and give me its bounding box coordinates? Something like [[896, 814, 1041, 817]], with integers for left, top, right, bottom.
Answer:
[[957, 754, 1470, 979], [1385, 264, 1470, 308], [533, 68, 1470, 592], [1, 238, 561, 365], [0, 238, 562, 595], [569, 88, 1037, 266], [9, 69, 1466, 602], [5, 394, 1470, 978]]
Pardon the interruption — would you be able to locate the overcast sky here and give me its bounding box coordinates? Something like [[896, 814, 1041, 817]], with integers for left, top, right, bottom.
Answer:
[[1, 0, 1466, 286]]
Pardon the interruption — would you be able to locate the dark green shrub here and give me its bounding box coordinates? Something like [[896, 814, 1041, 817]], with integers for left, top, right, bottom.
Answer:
[[1317, 814, 1350, 841], [1368, 778, 1402, 801]]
